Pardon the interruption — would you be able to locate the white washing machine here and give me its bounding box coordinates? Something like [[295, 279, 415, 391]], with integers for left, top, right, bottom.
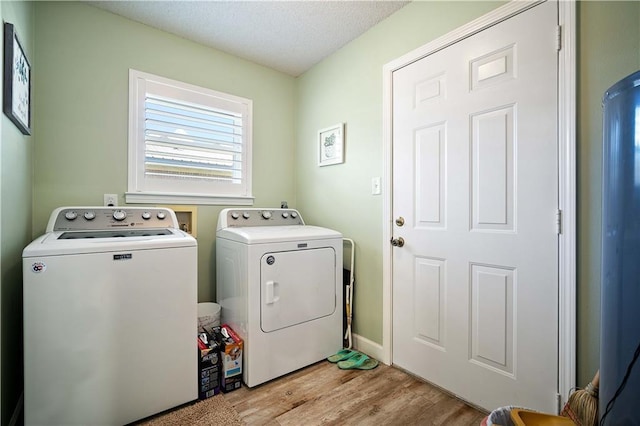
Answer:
[[23, 207, 197, 426], [216, 208, 342, 387]]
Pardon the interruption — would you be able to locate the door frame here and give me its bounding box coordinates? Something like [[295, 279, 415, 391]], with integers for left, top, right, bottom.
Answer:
[[381, 0, 576, 407]]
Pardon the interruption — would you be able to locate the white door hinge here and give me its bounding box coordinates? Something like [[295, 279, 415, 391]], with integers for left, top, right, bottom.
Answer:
[[556, 209, 562, 235], [556, 393, 563, 415], [556, 25, 562, 51]]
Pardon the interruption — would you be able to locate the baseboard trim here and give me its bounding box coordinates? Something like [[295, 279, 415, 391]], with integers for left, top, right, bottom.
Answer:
[[353, 333, 385, 364]]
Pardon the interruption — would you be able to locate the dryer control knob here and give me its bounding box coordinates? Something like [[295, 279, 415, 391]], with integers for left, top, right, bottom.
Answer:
[[291, 212, 298, 219], [113, 210, 127, 221], [83, 211, 96, 221], [282, 212, 289, 218], [231, 212, 240, 220], [243, 212, 250, 219], [157, 211, 166, 220], [262, 211, 272, 219], [65, 211, 78, 221], [141, 212, 151, 220]]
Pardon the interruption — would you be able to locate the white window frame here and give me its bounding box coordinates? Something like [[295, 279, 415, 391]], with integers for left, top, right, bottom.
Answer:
[[126, 69, 254, 205]]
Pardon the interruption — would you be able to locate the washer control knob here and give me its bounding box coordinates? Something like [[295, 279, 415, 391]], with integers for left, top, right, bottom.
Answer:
[[113, 210, 127, 221], [282, 212, 289, 218], [141, 212, 152, 220], [157, 211, 166, 220], [231, 212, 240, 220], [243, 212, 250, 219], [291, 212, 298, 219], [262, 211, 272, 220], [65, 211, 78, 221], [83, 211, 96, 221]]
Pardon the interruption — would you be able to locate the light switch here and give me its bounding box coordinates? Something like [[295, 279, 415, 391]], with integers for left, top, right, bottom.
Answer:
[[372, 177, 381, 195]]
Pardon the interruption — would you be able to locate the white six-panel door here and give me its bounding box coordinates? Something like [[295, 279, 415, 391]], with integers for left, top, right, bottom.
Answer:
[[391, 1, 559, 412]]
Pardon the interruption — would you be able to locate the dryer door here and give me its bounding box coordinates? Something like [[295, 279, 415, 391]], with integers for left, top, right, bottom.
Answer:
[[261, 247, 337, 332]]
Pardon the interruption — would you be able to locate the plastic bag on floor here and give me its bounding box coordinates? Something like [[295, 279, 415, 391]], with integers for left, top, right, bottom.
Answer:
[[486, 406, 527, 426]]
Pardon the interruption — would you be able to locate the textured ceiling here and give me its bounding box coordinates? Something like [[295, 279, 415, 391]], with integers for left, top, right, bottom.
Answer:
[[89, 1, 410, 76]]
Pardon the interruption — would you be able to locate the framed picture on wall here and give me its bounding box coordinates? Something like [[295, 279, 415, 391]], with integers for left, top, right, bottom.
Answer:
[[318, 123, 344, 166], [3, 22, 31, 135]]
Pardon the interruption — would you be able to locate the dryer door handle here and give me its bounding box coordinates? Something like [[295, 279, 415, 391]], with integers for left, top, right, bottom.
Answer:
[[265, 280, 279, 304]]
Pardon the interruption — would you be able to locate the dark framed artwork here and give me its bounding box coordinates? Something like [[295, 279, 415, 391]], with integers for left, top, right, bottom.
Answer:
[[3, 22, 31, 135]]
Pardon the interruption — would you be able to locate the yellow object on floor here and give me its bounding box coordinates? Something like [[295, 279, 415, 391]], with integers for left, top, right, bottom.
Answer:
[[511, 409, 576, 426]]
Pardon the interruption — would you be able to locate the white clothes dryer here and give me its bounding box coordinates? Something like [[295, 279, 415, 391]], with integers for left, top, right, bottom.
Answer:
[[216, 208, 342, 387], [23, 207, 197, 426]]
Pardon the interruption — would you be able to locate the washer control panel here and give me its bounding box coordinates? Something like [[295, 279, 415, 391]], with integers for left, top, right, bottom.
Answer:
[[49, 207, 179, 232], [220, 208, 304, 228]]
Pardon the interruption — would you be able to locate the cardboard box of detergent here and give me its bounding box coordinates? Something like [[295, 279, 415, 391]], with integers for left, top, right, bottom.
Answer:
[[216, 324, 243, 392], [198, 327, 221, 399]]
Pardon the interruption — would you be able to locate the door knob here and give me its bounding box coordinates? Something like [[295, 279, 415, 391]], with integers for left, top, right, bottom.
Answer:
[[391, 237, 405, 247], [395, 216, 405, 227]]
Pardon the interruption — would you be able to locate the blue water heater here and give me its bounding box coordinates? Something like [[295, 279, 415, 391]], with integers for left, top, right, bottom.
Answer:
[[600, 70, 640, 425]]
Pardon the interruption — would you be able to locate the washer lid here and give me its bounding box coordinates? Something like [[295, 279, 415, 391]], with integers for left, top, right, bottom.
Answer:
[[216, 225, 342, 244], [23, 229, 196, 257], [58, 229, 173, 239]]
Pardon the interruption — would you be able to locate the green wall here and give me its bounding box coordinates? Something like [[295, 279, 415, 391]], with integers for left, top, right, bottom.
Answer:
[[33, 2, 297, 304], [0, 2, 33, 424], [296, 0, 640, 388], [1, 0, 638, 419], [296, 0, 505, 350]]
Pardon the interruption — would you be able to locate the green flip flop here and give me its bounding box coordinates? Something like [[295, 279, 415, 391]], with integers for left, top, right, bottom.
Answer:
[[337, 352, 379, 370], [327, 349, 359, 363]]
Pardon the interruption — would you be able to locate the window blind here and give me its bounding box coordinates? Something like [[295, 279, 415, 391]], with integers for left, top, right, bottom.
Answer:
[[144, 94, 244, 183]]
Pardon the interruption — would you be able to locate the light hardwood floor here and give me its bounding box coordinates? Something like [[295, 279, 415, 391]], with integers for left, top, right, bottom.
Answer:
[[224, 360, 487, 425]]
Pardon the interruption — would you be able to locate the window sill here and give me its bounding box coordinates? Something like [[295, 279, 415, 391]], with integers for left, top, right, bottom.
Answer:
[[125, 192, 254, 206]]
